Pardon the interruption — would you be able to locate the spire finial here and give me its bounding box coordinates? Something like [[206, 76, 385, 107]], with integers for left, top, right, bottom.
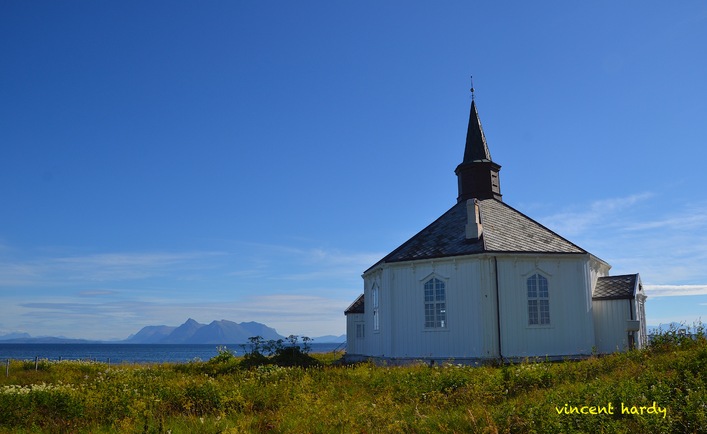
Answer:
[[470, 75, 475, 100]]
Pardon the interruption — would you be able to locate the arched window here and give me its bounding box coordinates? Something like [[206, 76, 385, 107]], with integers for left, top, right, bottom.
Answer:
[[527, 274, 549, 325], [424, 277, 447, 328]]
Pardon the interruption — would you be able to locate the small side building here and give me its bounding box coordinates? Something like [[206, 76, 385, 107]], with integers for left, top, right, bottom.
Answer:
[[593, 274, 648, 353], [344, 295, 365, 356]]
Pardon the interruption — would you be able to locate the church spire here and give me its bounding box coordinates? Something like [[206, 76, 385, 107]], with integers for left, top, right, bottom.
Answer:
[[455, 95, 502, 202], [463, 99, 493, 163]]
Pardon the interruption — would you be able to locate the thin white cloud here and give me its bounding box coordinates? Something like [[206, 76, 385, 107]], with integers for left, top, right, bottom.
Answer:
[[623, 210, 707, 232], [0, 241, 376, 339], [644, 284, 707, 297], [539, 192, 653, 236], [0, 250, 226, 287], [233, 241, 383, 268], [5, 292, 351, 339], [49, 251, 226, 281], [78, 290, 118, 297], [537, 194, 707, 288], [227, 243, 383, 283]]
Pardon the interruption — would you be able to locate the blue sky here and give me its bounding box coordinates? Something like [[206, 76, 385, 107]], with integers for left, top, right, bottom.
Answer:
[[1, 1, 706, 340]]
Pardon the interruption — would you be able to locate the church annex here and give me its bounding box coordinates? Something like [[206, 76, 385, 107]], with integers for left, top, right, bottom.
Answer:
[[344, 95, 647, 364]]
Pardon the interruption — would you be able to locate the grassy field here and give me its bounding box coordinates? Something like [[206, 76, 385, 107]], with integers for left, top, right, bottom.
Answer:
[[1, 329, 705, 433]]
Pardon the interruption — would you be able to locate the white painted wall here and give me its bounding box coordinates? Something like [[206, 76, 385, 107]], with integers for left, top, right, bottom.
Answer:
[[357, 253, 597, 361], [593, 299, 631, 353], [496, 255, 596, 358], [345, 313, 365, 356], [361, 257, 497, 360], [592, 286, 647, 354]]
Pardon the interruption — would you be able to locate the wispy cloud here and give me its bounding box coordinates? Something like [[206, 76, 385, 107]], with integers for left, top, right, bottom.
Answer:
[[78, 290, 118, 297], [0, 242, 379, 339], [534, 192, 707, 327], [226, 242, 383, 284], [644, 285, 707, 297], [7, 292, 351, 339], [0, 251, 226, 287], [539, 192, 654, 237], [623, 209, 707, 232], [279, 250, 384, 281], [538, 194, 707, 285]]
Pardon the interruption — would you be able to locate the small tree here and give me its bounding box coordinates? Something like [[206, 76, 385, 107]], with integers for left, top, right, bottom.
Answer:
[[270, 335, 319, 367], [240, 336, 270, 368], [302, 336, 312, 354]]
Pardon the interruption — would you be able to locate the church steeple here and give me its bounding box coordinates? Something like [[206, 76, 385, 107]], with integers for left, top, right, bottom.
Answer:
[[455, 98, 502, 202]]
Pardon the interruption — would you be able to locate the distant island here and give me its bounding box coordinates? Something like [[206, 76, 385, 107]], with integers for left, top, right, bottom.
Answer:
[[0, 319, 346, 345]]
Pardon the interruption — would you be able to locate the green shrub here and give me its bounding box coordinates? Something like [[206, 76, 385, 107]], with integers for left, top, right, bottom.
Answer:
[[237, 335, 320, 369], [649, 320, 706, 353]]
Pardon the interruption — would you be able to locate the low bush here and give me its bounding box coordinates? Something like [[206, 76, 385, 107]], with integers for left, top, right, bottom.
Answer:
[[237, 335, 320, 369]]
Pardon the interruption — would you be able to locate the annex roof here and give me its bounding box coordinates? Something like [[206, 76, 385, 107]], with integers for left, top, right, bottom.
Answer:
[[365, 198, 587, 272], [344, 294, 365, 315], [593, 274, 641, 300]]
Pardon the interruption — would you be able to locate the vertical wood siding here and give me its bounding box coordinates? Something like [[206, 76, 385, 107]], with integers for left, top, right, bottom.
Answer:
[[358, 253, 600, 360], [362, 257, 497, 359], [345, 313, 365, 355], [496, 256, 595, 357], [592, 299, 631, 353]]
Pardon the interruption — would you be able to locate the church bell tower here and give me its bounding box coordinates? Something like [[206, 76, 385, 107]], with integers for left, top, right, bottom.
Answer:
[[455, 98, 502, 202]]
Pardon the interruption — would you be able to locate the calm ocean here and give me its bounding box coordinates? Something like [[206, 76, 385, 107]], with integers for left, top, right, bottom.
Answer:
[[0, 342, 344, 364]]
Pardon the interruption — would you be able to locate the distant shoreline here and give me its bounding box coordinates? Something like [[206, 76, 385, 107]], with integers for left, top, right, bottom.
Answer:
[[0, 342, 345, 364]]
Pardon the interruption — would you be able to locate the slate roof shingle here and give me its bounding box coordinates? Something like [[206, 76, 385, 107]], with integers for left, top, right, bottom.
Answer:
[[367, 199, 586, 271], [593, 274, 640, 300], [344, 294, 365, 315]]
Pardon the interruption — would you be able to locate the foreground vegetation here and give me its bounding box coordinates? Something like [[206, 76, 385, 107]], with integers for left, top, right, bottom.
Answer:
[[1, 327, 706, 433]]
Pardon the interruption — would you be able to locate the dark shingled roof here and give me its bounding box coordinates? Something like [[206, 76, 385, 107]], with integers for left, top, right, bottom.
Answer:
[[366, 199, 586, 271], [344, 294, 364, 315], [463, 99, 493, 163], [593, 274, 640, 300]]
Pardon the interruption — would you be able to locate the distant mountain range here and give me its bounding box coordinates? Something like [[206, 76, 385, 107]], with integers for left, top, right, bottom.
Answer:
[[0, 334, 101, 344], [4, 319, 697, 345], [0, 319, 346, 344], [124, 318, 285, 344]]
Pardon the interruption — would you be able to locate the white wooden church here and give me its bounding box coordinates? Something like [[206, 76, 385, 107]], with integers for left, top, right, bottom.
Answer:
[[344, 96, 647, 364]]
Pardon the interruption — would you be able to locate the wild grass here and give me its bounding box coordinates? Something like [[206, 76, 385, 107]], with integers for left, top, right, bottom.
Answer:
[[0, 325, 705, 433]]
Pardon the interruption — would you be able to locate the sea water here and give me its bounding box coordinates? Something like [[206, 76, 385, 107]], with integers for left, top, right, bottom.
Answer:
[[0, 342, 344, 364]]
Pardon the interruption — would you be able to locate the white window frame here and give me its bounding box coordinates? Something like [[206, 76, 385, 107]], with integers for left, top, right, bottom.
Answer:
[[355, 323, 365, 339], [423, 277, 447, 329], [527, 273, 550, 326], [372, 283, 380, 332]]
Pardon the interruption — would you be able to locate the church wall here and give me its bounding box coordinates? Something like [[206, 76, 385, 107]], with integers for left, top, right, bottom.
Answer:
[[588, 256, 611, 296], [592, 299, 631, 353], [636, 292, 648, 349], [358, 253, 600, 361], [361, 270, 384, 357], [496, 255, 596, 358], [345, 313, 365, 356], [362, 256, 497, 360]]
